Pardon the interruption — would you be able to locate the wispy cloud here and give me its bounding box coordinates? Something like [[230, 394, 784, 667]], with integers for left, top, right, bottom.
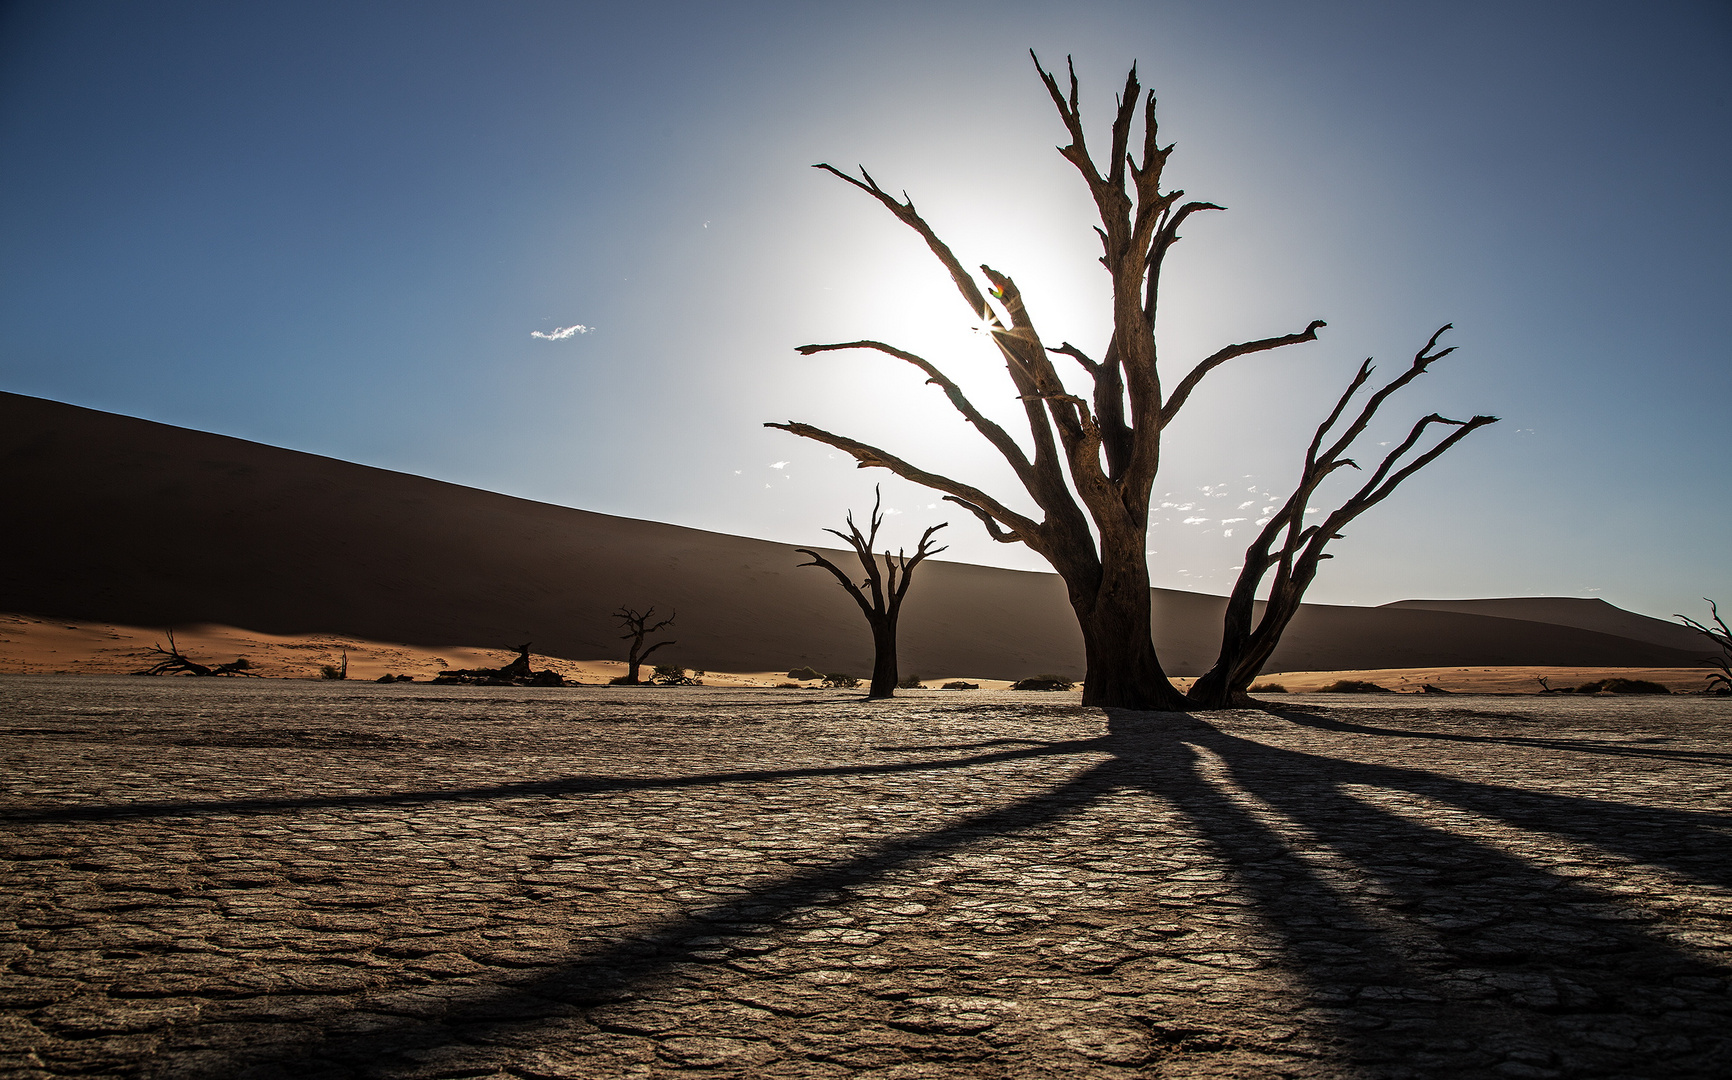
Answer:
[[769, 461, 789, 470], [1182, 516, 1209, 525], [530, 324, 593, 340]]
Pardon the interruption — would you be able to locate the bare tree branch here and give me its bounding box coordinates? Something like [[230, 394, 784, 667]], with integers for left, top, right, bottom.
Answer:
[[1159, 320, 1327, 426], [765, 421, 1043, 544], [943, 496, 1024, 544], [811, 163, 996, 322], [796, 340, 1036, 483]]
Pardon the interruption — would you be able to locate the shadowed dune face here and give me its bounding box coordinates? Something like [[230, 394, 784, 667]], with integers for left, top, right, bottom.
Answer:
[[1382, 597, 1711, 653], [0, 391, 1706, 679]]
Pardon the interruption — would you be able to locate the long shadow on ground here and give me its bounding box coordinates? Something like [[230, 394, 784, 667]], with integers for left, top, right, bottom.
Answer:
[[12, 707, 1730, 1077]]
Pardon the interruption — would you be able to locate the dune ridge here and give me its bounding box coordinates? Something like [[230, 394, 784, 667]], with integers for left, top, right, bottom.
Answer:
[[1, 391, 1705, 680]]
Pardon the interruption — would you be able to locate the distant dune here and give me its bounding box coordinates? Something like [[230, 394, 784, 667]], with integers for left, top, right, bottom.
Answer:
[[0, 391, 1706, 680], [1380, 597, 1708, 653]]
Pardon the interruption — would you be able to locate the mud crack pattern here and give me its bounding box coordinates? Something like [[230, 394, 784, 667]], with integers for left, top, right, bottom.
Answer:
[[1, 678, 1729, 1078]]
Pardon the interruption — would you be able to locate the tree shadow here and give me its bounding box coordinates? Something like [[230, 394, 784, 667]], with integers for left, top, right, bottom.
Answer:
[[25, 706, 1730, 1077], [1278, 706, 1732, 766], [1142, 714, 1732, 1073], [2, 737, 1095, 825]]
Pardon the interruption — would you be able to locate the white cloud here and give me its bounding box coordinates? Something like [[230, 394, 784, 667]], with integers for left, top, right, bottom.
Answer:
[[1256, 517, 1271, 525], [1182, 516, 1209, 525], [769, 461, 789, 469], [526, 321, 595, 339], [1238, 500, 1255, 509], [1223, 529, 1234, 537], [530, 324, 593, 340], [1221, 517, 1246, 525]]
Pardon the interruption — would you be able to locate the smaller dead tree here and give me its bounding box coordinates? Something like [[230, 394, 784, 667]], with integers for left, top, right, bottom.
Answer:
[[1677, 600, 1732, 695], [498, 642, 534, 681], [431, 642, 566, 686], [132, 630, 262, 677], [614, 607, 676, 685], [1187, 326, 1497, 708], [797, 486, 947, 699]]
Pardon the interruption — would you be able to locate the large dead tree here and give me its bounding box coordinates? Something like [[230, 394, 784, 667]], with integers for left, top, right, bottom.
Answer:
[[613, 607, 675, 686], [797, 486, 947, 699], [770, 53, 1341, 710], [1186, 327, 1497, 708]]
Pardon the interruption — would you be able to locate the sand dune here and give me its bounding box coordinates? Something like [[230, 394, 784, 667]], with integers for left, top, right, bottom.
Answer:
[[0, 391, 1708, 680], [1380, 597, 1708, 653]]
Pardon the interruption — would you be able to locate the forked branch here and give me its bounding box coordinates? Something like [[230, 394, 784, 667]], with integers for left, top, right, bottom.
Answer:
[[810, 163, 996, 322], [1189, 326, 1498, 706]]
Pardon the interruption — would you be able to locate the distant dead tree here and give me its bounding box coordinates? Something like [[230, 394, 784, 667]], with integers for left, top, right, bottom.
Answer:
[[318, 648, 348, 680], [614, 607, 675, 685], [796, 486, 947, 699], [1677, 600, 1732, 695], [498, 642, 534, 681], [431, 642, 566, 686], [768, 53, 1493, 710], [1186, 328, 1497, 708], [132, 630, 261, 677]]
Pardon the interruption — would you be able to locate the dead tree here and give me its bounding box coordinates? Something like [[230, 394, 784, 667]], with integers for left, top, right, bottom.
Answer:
[[614, 607, 675, 685], [770, 53, 1338, 710], [1677, 600, 1732, 695], [796, 486, 948, 699], [1186, 327, 1497, 708], [132, 630, 261, 676], [499, 642, 534, 681]]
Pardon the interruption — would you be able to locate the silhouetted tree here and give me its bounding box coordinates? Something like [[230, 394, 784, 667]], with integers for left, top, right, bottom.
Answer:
[[133, 630, 261, 677], [614, 607, 675, 685], [796, 486, 947, 699], [498, 642, 534, 681], [1187, 328, 1497, 708], [772, 53, 1492, 709], [1677, 600, 1732, 695]]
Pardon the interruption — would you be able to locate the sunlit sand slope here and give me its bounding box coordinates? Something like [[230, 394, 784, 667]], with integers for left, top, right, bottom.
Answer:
[[0, 391, 1705, 679]]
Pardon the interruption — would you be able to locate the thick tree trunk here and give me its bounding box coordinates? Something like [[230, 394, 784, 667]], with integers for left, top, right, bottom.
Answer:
[[1072, 553, 1188, 711], [869, 620, 898, 699]]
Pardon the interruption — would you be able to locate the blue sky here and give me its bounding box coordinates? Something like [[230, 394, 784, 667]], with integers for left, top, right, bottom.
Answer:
[[2, 0, 1728, 621]]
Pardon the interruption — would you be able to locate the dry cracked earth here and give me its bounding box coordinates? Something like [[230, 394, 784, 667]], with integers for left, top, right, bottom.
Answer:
[[0, 677, 1729, 1079]]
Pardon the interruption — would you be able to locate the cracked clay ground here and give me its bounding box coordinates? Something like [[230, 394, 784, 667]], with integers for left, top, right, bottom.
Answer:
[[1, 678, 1729, 1079]]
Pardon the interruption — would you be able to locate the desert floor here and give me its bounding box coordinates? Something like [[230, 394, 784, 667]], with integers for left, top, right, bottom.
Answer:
[[0, 613, 1717, 694], [0, 678, 1728, 1079]]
